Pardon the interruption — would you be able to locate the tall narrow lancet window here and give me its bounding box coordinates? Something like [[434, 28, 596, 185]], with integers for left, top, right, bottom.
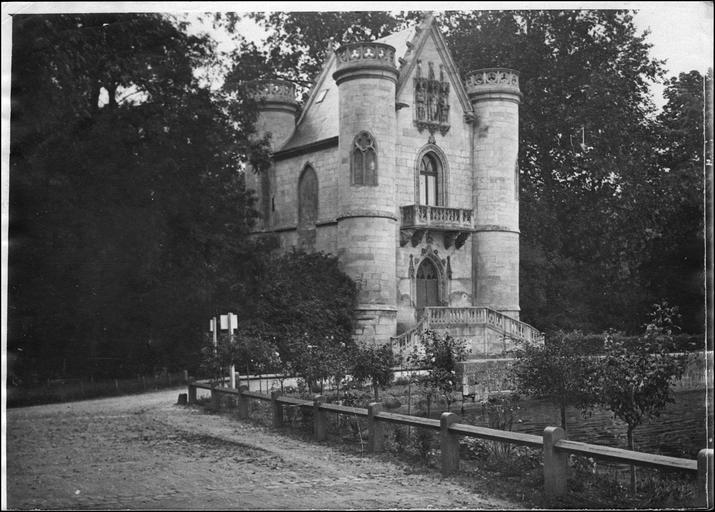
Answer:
[[351, 131, 377, 186], [298, 165, 318, 228], [419, 152, 441, 205]]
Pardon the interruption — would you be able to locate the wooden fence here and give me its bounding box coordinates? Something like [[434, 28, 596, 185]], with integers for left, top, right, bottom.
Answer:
[[187, 381, 713, 506]]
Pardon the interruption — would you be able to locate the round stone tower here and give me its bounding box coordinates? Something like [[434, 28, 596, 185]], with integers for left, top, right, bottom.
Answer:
[[248, 79, 299, 227], [466, 68, 522, 319], [332, 42, 398, 345]]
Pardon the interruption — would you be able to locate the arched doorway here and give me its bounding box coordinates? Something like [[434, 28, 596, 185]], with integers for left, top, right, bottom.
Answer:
[[416, 258, 440, 311]]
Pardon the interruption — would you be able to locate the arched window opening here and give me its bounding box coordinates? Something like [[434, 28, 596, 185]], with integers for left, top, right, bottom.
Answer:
[[419, 152, 441, 206], [298, 165, 318, 228], [352, 131, 377, 186]]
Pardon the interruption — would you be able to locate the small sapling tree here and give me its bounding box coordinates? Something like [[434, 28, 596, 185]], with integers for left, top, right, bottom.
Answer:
[[410, 330, 469, 414], [510, 330, 600, 432], [351, 344, 397, 400], [598, 302, 689, 492]]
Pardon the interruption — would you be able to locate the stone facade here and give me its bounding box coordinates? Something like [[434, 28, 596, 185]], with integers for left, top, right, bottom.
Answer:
[[246, 16, 538, 352]]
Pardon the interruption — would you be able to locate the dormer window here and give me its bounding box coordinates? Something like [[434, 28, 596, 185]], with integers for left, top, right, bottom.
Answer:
[[351, 131, 377, 186]]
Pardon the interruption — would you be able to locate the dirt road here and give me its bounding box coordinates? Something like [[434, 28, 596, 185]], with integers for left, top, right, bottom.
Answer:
[[5, 388, 518, 510]]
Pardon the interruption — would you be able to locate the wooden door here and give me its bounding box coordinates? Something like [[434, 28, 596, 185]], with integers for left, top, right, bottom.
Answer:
[[416, 259, 439, 311]]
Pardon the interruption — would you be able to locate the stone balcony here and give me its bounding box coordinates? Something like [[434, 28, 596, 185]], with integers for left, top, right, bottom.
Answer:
[[399, 204, 474, 248]]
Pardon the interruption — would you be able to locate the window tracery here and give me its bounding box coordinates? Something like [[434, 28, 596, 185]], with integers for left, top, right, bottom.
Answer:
[[351, 131, 378, 186]]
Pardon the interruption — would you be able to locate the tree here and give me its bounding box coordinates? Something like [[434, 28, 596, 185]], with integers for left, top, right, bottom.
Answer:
[[638, 70, 707, 332], [438, 10, 698, 333], [597, 302, 689, 492], [245, 11, 412, 94], [8, 13, 270, 379], [409, 330, 469, 414], [510, 331, 600, 431], [351, 344, 397, 400]]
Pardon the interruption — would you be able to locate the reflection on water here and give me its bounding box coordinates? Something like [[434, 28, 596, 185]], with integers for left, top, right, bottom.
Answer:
[[459, 390, 713, 458]]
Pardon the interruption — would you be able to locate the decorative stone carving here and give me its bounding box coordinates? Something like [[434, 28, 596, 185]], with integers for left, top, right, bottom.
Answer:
[[455, 232, 470, 250], [465, 68, 522, 100], [408, 254, 415, 278], [250, 79, 297, 104], [400, 229, 414, 247], [444, 231, 457, 249], [414, 60, 450, 135], [446, 256, 452, 280], [335, 42, 396, 68]]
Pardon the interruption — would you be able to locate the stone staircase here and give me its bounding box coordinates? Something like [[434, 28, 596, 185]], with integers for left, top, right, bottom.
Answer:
[[390, 307, 543, 362]]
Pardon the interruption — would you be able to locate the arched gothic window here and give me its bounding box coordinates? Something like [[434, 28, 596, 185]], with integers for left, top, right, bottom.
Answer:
[[298, 165, 318, 228], [351, 131, 377, 186], [419, 152, 441, 206]]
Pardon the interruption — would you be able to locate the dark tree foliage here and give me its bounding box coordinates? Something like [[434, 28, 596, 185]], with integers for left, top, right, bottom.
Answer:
[[639, 70, 708, 331], [439, 10, 706, 333], [232, 249, 358, 375], [8, 13, 270, 380]]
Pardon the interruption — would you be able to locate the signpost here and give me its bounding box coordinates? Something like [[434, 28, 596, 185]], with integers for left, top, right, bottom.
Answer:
[[209, 313, 238, 388]]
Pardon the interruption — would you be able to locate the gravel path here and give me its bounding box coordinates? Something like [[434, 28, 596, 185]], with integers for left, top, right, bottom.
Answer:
[[5, 388, 518, 510]]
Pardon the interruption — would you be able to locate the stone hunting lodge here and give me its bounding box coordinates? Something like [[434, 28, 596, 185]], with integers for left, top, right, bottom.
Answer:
[[245, 15, 543, 359]]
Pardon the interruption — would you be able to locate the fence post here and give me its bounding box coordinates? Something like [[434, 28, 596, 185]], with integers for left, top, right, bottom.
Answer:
[[440, 412, 460, 475], [543, 426, 568, 497], [697, 448, 714, 508], [210, 387, 220, 411], [367, 402, 384, 453], [271, 390, 283, 428], [238, 385, 249, 420], [188, 383, 197, 404], [314, 395, 327, 441]]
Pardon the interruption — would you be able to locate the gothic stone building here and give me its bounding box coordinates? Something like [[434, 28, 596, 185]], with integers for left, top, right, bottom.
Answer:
[[246, 16, 542, 360]]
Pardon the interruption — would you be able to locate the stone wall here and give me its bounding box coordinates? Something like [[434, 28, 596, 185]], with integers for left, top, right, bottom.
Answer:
[[393, 32, 475, 332], [468, 70, 521, 319], [457, 351, 714, 401]]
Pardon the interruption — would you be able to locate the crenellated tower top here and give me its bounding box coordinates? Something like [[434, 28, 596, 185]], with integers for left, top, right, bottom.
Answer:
[[465, 68, 522, 103], [249, 78, 299, 115], [333, 42, 398, 85]]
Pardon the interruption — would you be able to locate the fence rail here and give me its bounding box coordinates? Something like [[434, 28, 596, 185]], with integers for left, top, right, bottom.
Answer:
[[186, 381, 712, 506]]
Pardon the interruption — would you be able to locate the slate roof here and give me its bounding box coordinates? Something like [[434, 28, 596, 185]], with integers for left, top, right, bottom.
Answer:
[[279, 24, 417, 152], [277, 15, 471, 153]]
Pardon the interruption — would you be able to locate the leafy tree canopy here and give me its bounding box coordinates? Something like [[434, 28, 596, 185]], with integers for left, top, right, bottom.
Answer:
[[9, 13, 270, 379]]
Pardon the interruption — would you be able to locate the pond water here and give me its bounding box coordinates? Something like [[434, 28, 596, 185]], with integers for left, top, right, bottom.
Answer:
[[458, 389, 713, 459]]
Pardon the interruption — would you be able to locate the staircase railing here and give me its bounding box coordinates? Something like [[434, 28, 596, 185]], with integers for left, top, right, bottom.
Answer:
[[390, 317, 426, 362], [424, 307, 544, 343], [390, 307, 543, 361]]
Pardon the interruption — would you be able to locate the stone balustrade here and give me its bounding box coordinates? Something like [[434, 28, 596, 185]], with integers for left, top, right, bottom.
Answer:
[[465, 68, 521, 98], [425, 307, 544, 343], [400, 205, 474, 230], [399, 205, 474, 248]]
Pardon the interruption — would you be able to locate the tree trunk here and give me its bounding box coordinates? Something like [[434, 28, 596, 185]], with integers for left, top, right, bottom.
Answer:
[[373, 379, 379, 401], [627, 427, 636, 493], [560, 401, 567, 432]]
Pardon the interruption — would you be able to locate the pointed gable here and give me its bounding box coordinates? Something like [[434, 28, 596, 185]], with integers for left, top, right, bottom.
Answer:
[[277, 15, 471, 153]]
